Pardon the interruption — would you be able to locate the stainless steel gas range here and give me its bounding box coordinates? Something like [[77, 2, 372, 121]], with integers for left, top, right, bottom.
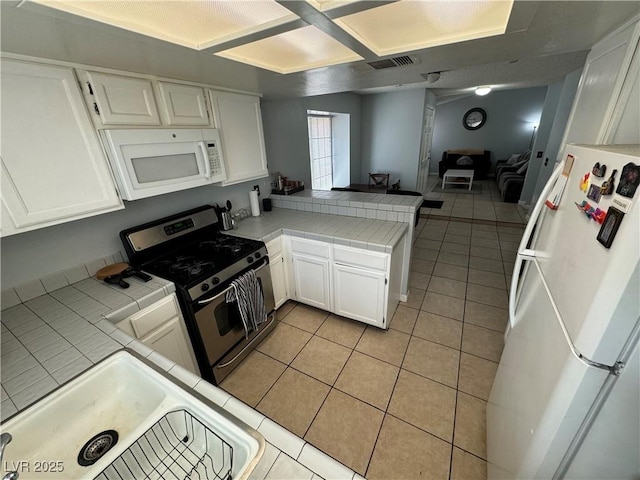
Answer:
[[120, 205, 276, 384]]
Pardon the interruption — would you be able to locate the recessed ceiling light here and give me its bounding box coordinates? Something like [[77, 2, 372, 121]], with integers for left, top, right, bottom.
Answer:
[[476, 86, 492, 96], [216, 25, 362, 74], [31, 0, 298, 50], [333, 0, 514, 57]]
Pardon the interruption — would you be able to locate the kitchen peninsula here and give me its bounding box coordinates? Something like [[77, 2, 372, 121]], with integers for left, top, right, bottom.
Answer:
[[269, 188, 422, 301]]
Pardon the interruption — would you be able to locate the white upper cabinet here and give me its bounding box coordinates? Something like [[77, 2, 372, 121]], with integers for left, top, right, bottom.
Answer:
[[563, 19, 640, 145], [84, 71, 162, 126], [208, 91, 269, 185], [157, 82, 210, 126], [1, 59, 123, 236]]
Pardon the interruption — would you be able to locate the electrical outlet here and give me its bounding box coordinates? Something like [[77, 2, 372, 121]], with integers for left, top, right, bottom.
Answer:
[[253, 185, 260, 196]]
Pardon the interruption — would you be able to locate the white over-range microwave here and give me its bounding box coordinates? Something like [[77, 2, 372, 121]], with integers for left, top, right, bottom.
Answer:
[[100, 128, 226, 200]]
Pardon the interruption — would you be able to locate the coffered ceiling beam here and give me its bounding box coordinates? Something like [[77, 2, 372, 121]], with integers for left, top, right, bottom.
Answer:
[[200, 18, 309, 54], [275, 0, 384, 60]]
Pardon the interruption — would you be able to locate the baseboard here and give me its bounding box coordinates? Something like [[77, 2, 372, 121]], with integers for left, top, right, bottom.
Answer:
[[399, 293, 408, 302]]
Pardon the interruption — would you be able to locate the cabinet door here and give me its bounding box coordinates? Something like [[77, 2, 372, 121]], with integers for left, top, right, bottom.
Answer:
[[1, 60, 123, 234], [85, 71, 161, 125], [140, 316, 199, 375], [208, 91, 268, 185], [157, 82, 210, 126], [333, 263, 387, 328], [269, 253, 288, 309], [562, 20, 639, 145], [292, 253, 331, 311]]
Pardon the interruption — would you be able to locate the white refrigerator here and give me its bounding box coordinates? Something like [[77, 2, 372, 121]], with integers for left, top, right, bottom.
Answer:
[[487, 144, 640, 479]]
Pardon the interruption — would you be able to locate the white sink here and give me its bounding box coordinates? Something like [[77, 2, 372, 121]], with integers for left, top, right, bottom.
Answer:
[[1, 350, 263, 480]]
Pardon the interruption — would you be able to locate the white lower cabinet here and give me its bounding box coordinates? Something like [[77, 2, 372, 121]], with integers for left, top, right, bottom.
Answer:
[[139, 316, 196, 371], [118, 294, 198, 374], [333, 263, 387, 328], [291, 254, 331, 311], [266, 236, 288, 309], [283, 236, 402, 329]]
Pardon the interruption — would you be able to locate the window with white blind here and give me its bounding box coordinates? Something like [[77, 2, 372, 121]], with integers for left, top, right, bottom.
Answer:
[[307, 111, 333, 190]]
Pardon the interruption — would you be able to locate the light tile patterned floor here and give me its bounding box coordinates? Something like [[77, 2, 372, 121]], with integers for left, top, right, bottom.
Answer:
[[222, 191, 526, 478], [422, 176, 528, 225]]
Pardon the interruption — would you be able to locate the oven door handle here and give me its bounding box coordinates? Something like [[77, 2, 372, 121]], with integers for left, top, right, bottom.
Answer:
[[215, 312, 276, 369], [197, 259, 269, 305]]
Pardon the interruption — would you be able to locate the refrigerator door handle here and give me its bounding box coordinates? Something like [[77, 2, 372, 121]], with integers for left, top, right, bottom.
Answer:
[[528, 257, 624, 376], [509, 162, 564, 328]]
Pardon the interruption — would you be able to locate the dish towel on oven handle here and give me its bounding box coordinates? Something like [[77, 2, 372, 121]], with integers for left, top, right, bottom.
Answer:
[[225, 269, 267, 338]]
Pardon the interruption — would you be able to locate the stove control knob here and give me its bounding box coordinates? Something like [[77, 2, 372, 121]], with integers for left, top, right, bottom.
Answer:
[[212, 277, 220, 285], [201, 283, 210, 292], [247, 256, 254, 263], [255, 252, 261, 259]]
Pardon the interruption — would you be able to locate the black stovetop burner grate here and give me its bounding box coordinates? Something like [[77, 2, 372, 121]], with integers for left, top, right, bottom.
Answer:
[[141, 234, 264, 285]]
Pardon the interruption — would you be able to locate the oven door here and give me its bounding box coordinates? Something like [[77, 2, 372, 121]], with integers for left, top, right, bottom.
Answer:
[[194, 259, 276, 380]]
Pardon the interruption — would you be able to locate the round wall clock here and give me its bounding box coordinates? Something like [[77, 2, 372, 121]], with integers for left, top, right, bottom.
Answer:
[[463, 108, 487, 130]]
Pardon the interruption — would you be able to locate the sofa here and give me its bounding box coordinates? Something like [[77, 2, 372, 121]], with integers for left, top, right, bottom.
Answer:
[[439, 149, 491, 179], [495, 151, 531, 203]]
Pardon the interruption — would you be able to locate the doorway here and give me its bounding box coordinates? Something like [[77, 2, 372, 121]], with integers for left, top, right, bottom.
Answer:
[[416, 105, 435, 195]]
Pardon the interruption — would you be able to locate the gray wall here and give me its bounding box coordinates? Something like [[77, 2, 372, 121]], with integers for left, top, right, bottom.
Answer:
[[430, 87, 548, 173], [520, 68, 583, 204], [260, 94, 363, 187], [1, 179, 271, 288], [519, 81, 564, 204], [531, 68, 583, 204], [360, 89, 427, 190]]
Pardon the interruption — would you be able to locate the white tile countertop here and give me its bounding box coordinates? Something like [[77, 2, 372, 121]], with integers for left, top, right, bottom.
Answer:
[[229, 208, 409, 253], [272, 189, 422, 215], [1, 277, 365, 479]]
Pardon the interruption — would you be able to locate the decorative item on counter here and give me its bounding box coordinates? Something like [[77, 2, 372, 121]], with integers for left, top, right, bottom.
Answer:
[[545, 154, 575, 210], [214, 202, 235, 230], [96, 262, 152, 289], [615, 162, 640, 199], [271, 176, 305, 195], [579, 171, 590, 192], [391, 180, 401, 190], [587, 184, 602, 202], [249, 189, 260, 217], [263, 198, 272, 212], [599, 169, 617, 196], [597, 206, 625, 249], [591, 162, 607, 177]]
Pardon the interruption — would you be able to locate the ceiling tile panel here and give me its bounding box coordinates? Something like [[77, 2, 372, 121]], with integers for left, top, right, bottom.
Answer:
[[333, 0, 514, 56], [215, 25, 363, 74], [33, 0, 298, 49]]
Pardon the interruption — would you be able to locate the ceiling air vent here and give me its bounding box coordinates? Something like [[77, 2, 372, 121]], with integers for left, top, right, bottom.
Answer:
[[368, 55, 416, 70]]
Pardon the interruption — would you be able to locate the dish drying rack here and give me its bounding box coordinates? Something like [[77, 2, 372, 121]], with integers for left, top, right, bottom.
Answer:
[[96, 410, 234, 480]]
